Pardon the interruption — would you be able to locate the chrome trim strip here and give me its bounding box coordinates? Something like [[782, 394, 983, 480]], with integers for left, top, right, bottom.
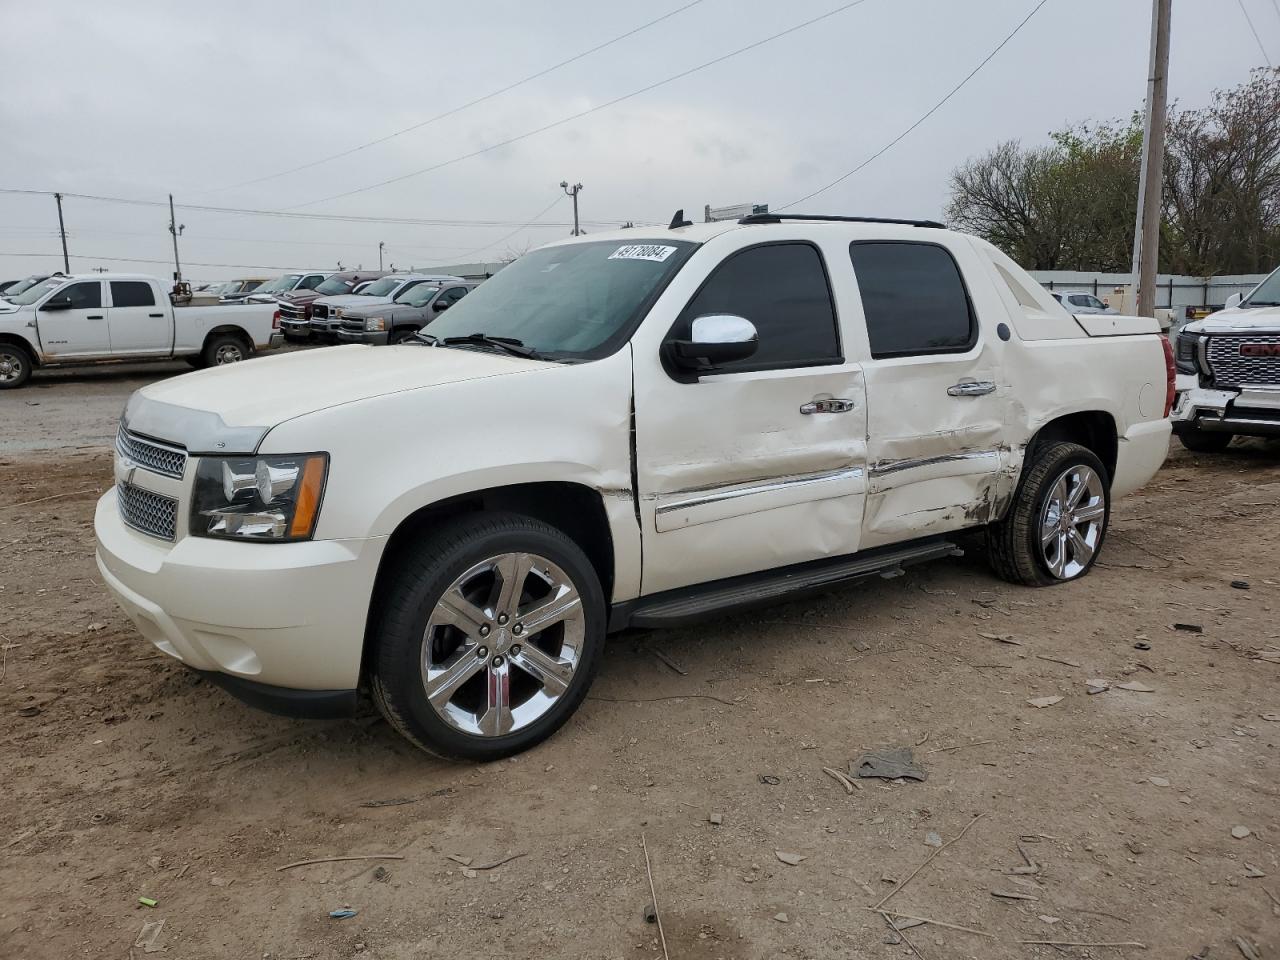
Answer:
[[869, 449, 1001, 478], [123, 393, 270, 456], [656, 467, 865, 517]]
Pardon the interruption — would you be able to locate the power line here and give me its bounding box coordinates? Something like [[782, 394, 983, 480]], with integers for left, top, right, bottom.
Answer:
[[208, 0, 708, 194], [455, 194, 566, 261], [0, 251, 319, 271], [1236, 0, 1272, 66], [0, 187, 626, 228], [779, 0, 1052, 210], [285, 0, 876, 209]]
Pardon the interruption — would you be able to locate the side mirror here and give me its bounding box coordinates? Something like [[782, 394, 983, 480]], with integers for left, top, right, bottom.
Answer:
[[41, 296, 73, 311], [668, 314, 758, 371], [1224, 292, 1243, 309], [434, 300, 451, 311]]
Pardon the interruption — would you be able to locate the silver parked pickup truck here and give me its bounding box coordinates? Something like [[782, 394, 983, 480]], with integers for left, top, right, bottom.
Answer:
[[1172, 264, 1280, 451]]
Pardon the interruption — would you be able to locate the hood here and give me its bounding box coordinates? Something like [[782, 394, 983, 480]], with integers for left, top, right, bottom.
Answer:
[[129, 344, 549, 447], [1184, 305, 1280, 334], [316, 293, 393, 309], [341, 302, 424, 320], [279, 289, 326, 305]]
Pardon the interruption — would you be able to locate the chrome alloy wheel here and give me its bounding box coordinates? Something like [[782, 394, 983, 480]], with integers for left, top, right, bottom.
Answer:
[[214, 342, 245, 364], [421, 552, 585, 738], [1039, 464, 1106, 580], [0, 349, 24, 383]]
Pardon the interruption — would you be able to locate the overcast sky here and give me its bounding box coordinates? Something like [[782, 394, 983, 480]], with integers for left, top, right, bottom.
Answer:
[[0, 0, 1272, 282]]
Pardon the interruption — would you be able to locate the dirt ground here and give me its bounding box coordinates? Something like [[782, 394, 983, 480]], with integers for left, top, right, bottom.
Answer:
[[2, 365, 1279, 960]]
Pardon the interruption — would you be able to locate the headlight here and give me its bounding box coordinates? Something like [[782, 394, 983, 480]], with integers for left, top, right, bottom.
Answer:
[[1174, 331, 1201, 375], [365, 317, 385, 332], [191, 453, 328, 541]]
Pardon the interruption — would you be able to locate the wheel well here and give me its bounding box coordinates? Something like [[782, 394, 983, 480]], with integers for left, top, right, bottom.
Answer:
[[1029, 411, 1118, 483], [361, 482, 616, 680], [0, 333, 38, 367], [203, 326, 252, 352]]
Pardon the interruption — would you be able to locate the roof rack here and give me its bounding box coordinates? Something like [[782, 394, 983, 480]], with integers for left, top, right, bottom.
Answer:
[[737, 213, 946, 229]]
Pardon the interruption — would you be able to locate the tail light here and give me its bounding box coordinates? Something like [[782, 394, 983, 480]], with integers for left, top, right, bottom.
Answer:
[[272, 310, 281, 330], [1161, 336, 1176, 418]]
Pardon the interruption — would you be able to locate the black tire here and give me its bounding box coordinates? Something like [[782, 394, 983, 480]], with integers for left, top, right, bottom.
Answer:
[[389, 328, 422, 345], [0, 341, 33, 389], [202, 333, 250, 367], [1177, 429, 1233, 453], [369, 512, 606, 761], [185, 356, 205, 369], [987, 441, 1110, 587]]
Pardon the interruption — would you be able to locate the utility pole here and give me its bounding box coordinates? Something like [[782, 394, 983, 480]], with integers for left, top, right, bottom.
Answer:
[[560, 180, 583, 236], [1130, 0, 1172, 318], [378, 241, 385, 271], [54, 192, 70, 273], [168, 194, 185, 283]]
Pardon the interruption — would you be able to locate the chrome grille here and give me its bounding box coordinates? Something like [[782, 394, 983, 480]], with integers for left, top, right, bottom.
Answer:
[[117, 428, 187, 479], [278, 302, 307, 321], [1207, 335, 1280, 387], [117, 481, 178, 541], [312, 304, 329, 320]]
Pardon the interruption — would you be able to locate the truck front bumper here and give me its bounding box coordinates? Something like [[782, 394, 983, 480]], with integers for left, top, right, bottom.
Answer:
[[94, 489, 387, 714], [336, 329, 389, 346], [1172, 378, 1280, 437], [278, 319, 312, 340]]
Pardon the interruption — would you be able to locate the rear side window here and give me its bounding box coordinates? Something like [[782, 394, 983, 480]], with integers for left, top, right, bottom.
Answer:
[[110, 281, 155, 308], [676, 242, 840, 371], [300, 274, 326, 290], [440, 286, 470, 305], [849, 241, 975, 358]]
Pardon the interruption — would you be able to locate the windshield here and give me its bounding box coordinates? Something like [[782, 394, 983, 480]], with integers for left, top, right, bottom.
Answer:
[[3, 275, 49, 298], [359, 277, 402, 297], [1243, 264, 1280, 306], [314, 276, 355, 296], [395, 285, 440, 306], [425, 240, 695, 360], [255, 273, 303, 294], [9, 277, 64, 306]]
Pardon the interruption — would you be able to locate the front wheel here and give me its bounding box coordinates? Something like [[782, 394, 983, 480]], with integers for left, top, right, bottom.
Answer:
[[1177, 428, 1233, 453], [370, 513, 605, 760], [202, 333, 249, 367], [389, 328, 422, 345], [987, 441, 1109, 586], [0, 342, 33, 389]]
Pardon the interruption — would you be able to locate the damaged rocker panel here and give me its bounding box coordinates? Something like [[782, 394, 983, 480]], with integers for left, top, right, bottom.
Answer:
[[869, 448, 1001, 478]]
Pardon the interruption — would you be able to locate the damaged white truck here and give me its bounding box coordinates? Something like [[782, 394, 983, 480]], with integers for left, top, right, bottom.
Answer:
[[94, 213, 1172, 760], [1172, 264, 1280, 450]]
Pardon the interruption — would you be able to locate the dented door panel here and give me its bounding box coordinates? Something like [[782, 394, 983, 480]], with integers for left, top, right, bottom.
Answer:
[[634, 364, 869, 594]]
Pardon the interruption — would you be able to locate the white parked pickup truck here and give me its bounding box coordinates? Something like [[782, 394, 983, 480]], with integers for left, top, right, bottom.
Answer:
[[0, 273, 279, 388], [1171, 264, 1280, 451], [94, 213, 1172, 760]]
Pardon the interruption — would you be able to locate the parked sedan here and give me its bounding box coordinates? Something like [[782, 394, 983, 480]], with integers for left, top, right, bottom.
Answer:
[[1050, 290, 1118, 314], [336, 280, 477, 345]]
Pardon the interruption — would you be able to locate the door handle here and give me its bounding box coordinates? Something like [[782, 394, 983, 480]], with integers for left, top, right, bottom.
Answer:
[[87, 314, 104, 320], [947, 381, 996, 397], [800, 398, 856, 414], [148, 313, 164, 318]]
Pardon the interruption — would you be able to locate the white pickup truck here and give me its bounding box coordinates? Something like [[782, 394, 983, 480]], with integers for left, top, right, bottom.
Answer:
[[94, 214, 1172, 760], [0, 272, 279, 388], [1172, 264, 1280, 450]]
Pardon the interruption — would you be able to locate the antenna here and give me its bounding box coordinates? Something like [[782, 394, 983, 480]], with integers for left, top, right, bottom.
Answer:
[[668, 209, 693, 229]]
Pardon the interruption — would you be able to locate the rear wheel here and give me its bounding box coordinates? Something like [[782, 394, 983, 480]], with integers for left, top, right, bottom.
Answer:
[[389, 328, 422, 345], [370, 513, 605, 760], [1177, 429, 1233, 453], [0, 342, 33, 389], [202, 333, 249, 367], [988, 441, 1109, 587]]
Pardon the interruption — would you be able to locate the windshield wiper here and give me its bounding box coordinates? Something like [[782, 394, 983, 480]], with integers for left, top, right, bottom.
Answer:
[[440, 333, 544, 360]]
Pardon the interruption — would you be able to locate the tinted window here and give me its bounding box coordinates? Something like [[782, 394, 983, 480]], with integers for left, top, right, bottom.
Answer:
[[848, 242, 974, 358], [110, 281, 155, 308], [1069, 294, 1090, 307], [440, 286, 470, 304], [300, 274, 326, 290], [55, 281, 102, 310], [676, 243, 840, 370]]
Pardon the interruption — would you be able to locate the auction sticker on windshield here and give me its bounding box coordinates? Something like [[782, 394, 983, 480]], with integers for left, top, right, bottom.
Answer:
[[608, 244, 678, 263]]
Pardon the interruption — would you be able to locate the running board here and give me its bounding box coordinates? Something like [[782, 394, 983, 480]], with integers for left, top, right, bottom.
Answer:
[[611, 538, 961, 631]]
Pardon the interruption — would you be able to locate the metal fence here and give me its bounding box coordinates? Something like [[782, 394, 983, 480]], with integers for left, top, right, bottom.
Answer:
[[1029, 271, 1268, 313]]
